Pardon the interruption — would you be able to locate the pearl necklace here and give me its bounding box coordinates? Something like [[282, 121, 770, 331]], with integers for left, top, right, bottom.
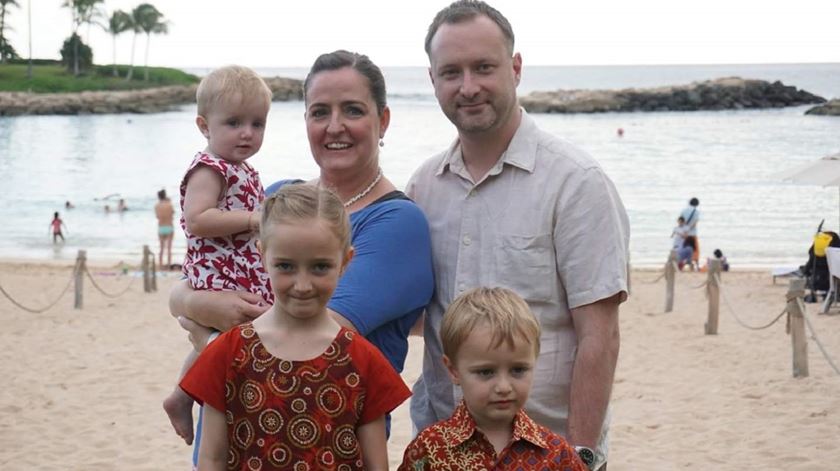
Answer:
[[342, 168, 382, 207]]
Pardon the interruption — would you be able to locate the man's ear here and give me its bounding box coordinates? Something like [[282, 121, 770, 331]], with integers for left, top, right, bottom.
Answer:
[[512, 52, 522, 86], [196, 115, 210, 138], [443, 355, 460, 385]]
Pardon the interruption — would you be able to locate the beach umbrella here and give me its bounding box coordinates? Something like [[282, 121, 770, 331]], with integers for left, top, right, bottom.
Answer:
[[776, 152, 840, 228]]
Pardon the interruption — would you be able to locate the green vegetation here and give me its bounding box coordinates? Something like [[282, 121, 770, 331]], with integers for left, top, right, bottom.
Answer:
[[0, 61, 198, 93]]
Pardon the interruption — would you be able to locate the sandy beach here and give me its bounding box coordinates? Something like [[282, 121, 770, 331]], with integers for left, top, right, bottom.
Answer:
[[0, 261, 837, 470]]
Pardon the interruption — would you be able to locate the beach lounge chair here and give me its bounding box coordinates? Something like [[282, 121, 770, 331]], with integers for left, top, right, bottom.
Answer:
[[821, 247, 840, 313]]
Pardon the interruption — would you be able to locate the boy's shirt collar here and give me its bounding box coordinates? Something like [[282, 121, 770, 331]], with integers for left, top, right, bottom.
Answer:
[[447, 400, 551, 450]]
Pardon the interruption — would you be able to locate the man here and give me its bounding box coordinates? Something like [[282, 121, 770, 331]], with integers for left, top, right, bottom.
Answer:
[[680, 197, 700, 266], [406, 2, 630, 469], [154, 189, 175, 269]]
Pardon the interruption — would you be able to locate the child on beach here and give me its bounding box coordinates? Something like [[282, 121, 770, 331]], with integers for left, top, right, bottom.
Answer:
[[398, 287, 585, 471], [180, 184, 411, 470], [163, 65, 274, 446], [49, 211, 67, 244]]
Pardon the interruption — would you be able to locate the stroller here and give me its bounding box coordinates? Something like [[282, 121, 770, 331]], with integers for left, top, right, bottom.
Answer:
[[800, 223, 840, 302]]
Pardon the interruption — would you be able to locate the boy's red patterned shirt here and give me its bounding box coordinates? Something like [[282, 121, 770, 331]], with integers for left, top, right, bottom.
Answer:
[[398, 401, 586, 470]]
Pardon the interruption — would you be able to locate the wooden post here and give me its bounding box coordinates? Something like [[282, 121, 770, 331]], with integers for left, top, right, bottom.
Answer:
[[74, 250, 86, 309], [150, 256, 157, 292], [142, 245, 151, 293], [665, 250, 677, 312], [786, 278, 809, 378], [704, 259, 721, 335]]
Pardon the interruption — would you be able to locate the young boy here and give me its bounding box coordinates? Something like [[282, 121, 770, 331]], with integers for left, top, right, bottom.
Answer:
[[399, 287, 585, 470]]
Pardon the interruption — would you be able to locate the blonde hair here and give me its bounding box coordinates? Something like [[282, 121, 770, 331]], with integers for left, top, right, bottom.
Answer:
[[441, 287, 540, 361], [196, 65, 272, 116], [260, 184, 352, 253]]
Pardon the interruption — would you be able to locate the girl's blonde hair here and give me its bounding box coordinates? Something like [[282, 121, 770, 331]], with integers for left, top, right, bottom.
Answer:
[[441, 287, 540, 362], [260, 184, 352, 253], [196, 65, 272, 116]]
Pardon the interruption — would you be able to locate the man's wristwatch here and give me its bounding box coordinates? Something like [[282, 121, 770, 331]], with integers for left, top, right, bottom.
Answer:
[[574, 446, 596, 470]]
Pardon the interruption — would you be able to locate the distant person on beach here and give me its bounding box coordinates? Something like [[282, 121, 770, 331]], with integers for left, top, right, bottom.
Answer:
[[49, 211, 67, 244], [180, 184, 410, 469], [162, 65, 275, 447], [168, 51, 433, 463], [64, 201, 74, 209], [104, 204, 111, 213], [117, 198, 128, 212], [672, 216, 695, 270], [680, 197, 700, 263], [154, 189, 175, 269], [398, 287, 585, 470], [406, 2, 629, 470]]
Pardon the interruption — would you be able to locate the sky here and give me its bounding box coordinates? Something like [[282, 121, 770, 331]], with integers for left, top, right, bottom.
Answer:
[[3, 0, 839, 69]]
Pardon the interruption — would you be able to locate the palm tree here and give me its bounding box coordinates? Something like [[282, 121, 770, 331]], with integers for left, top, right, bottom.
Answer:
[[61, 0, 103, 75], [103, 10, 132, 77], [126, 3, 167, 82], [0, 0, 20, 63]]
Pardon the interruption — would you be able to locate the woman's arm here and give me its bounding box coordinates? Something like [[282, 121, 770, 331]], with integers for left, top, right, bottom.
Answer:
[[183, 166, 258, 238], [328, 202, 434, 335], [196, 404, 229, 471], [357, 416, 388, 471], [169, 280, 267, 332]]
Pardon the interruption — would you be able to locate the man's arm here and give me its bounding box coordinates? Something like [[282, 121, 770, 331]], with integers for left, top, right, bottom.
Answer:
[[567, 293, 621, 449]]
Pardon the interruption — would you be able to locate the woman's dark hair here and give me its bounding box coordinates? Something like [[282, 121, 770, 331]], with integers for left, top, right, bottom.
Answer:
[[689, 197, 700, 206], [54, 211, 59, 218], [303, 50, 387, 115]]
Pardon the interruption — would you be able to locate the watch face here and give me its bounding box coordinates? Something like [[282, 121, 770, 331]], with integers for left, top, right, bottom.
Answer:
[[577, 447, 595, 467]]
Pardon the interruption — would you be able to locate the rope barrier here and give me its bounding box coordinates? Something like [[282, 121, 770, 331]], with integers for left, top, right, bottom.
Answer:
[[645, 271, 666, 284], [716, 274, 789, 331], [0, 260, 78, 313], [689, 279, 708, 290], [803, 309, 840, 376], [84, 265, 138, 298]]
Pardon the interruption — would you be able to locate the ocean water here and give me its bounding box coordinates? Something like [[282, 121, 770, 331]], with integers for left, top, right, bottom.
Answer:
[[2, 63, 840, 267]]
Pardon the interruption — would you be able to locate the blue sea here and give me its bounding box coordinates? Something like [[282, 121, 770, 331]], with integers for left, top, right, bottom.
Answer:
[[2, 63, 840, 268]]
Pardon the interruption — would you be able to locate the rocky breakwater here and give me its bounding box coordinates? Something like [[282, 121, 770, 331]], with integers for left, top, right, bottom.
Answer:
[[0, 76, 302, 116], [805, 99, 840, 116], [520, 77, 825, 114]]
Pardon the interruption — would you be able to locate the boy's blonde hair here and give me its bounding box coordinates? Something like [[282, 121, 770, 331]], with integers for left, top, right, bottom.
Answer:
[[441, 287, 540, 361], [260, 184, 352, 253], [196, 65, 273, 116]]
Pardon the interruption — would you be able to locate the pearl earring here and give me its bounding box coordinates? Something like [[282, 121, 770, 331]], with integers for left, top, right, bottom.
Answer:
[[379, 139, 385, 148]]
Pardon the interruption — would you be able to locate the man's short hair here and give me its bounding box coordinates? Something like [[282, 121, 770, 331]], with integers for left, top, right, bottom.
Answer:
[[424, 0, 515, 55], [441, 287, 540, 362], [689, 197, 700, 206], [196, 65, 272, 117]]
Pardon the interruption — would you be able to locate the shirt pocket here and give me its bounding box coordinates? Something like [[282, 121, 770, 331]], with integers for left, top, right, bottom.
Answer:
[[495, 233, 555, 302]]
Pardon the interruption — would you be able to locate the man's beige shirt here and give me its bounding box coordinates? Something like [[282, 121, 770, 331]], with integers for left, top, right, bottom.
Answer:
[[407, 111, 630, 457]]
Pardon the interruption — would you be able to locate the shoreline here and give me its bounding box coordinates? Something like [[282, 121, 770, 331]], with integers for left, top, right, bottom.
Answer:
[[0, 77, 302, 116]]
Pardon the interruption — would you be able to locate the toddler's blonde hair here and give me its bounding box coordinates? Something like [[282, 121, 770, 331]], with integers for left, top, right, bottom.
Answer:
[[441, 287, 540, 362], [196, 65, 272, 116]]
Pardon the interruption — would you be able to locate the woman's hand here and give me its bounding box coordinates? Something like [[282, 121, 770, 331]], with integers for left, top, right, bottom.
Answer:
[[170, 280, 268, 332]]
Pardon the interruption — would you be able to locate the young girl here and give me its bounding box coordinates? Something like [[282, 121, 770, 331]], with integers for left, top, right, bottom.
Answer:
[[49, 211, 67, 244], [180, 184, 410, 470], [163, 65, 274, 445]]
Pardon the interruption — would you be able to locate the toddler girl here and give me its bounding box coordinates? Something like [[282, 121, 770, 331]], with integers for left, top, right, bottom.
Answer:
[[163, 65, 274, 445]]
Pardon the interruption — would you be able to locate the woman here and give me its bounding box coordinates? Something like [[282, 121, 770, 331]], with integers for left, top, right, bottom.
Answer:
[[168, 50, 434, 456]]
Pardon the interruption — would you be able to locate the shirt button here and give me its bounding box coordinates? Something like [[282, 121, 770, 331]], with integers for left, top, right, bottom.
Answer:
[[467, 189, 476, 198], [463, 235, 471, 246], [458, 284, 466, 293]]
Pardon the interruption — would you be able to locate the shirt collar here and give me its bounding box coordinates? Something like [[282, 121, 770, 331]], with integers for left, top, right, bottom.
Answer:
[[446, 400, 550, 450], [434, 109, 539, 177]]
